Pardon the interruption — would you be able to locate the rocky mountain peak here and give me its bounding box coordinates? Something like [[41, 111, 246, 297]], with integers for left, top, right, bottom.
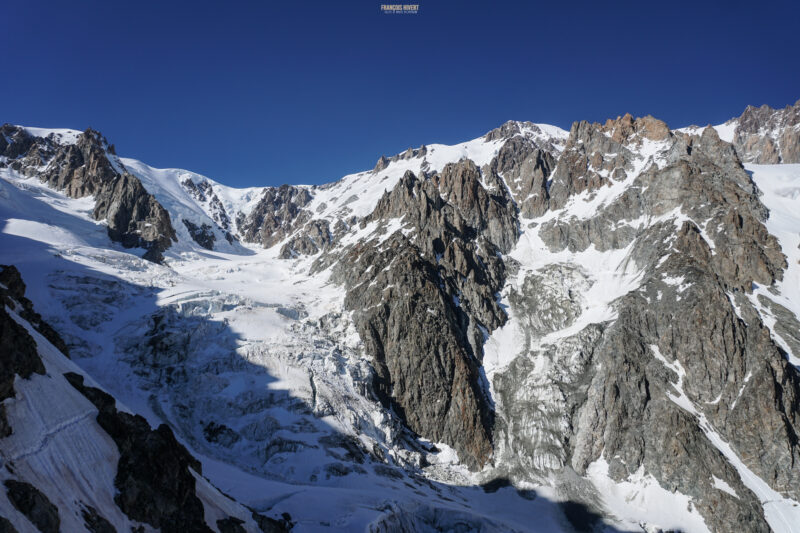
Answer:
[[600, 113, 671, 143], [728, 99, 800, 163], [1, 124, 177, 262]]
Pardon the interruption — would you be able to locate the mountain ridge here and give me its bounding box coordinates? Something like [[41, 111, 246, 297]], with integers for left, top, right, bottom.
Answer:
[[2, 99, 800, 532]]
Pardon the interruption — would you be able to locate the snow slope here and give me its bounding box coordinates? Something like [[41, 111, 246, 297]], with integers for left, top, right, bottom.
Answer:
[[747, 163, 800, 367], [0, 290, 262, 532]]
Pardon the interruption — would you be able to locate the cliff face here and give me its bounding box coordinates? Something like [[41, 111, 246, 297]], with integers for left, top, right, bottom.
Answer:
[[725, 99, 800, 164], [0, 125, 176, 262], [492, 119, 795, 532]]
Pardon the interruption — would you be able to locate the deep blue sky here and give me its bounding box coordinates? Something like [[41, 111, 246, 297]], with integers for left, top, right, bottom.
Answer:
[[3, 0, 798, 187]]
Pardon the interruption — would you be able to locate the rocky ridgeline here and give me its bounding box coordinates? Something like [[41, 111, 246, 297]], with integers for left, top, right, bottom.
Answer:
[[732, 99, 800, 163], [373, 145, 428, 173], [0, 125, 176, 262], [490, 116, 798, 532], [248, 110, 800, 530]]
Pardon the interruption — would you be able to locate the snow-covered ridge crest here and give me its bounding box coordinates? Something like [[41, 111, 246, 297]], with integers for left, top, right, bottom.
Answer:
[[19, 126, 84, 145]]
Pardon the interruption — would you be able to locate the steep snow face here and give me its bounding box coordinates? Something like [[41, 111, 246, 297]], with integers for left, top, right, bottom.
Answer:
[[747, 163, 800, 367], [19, 126, 83, 145], [119, 158, 248, 254], [678, 122, 736, 143]]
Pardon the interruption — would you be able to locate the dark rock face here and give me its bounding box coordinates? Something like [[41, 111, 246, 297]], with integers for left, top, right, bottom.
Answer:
[[322, 161, 520, 469], [64, 372, 212, 533], [0, 125, 176, 262], [239, 184, 312, 246], [0, 516, 17, 533], [0, 267, 47, 437], [278, 219, 331, 258], [3, 480, 60, 533], [0, 125, 36, 160], [33, 129, 118, 197], [181, 179, 236, 244], [217, 516, 246, 533], [433, 159, 518, 253], [251, 511, 292, 533], [0, 265, 69, 357], [203, 421, 241, 447], [183, 219, 216, 250], [731, 99, 800, 163], [81, 505, 117, 533], [93, 172, 176, 262], [487, 135, 555, 217]]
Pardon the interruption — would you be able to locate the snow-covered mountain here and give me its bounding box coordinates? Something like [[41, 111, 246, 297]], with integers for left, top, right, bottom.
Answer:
[[1, 101, 800, 532]]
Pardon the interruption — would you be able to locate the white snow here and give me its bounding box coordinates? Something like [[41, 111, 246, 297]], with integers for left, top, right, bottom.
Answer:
[[714, 121, 737, 143], [20, 126, 83, 144], [304, 123, 567, 224], [120, 157, 246, 254], [586, 457, 710, 533], [712, 475, 739, 498], [0, 159, 580, 531], [676, 121, 736, 143], [746, 163, 800, 367]]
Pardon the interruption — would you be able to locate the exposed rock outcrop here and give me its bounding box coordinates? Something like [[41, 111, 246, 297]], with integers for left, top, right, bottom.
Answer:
[[731, 99, 800, 163], [181, 178, 236, 243], [183, 219, 217, 250], [239, 184, 313, 246], [487, 135, 556, 217], [92, 172, 176, 262], [372, 146, 427, 173], [491, 116, 797, 531], [278, 219, 332, 258], [0, 125, 177, 262], [65, 372, 213, 533], [0, 266, 48, 437], [3, 481, 60, 533], [0, 265, 69, 357], [321, 160, 520, 469]]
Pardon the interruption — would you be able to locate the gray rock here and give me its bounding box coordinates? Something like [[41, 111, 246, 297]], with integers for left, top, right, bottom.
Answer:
[[731, 99, 800, 163], [0, 125, 177, 262], [3, 480, 59, 533], [81, 505, 116, 533], [491, 115, 798, 531], [182, 219, 216, 250], [239, 184, 312, 246], [64, 372, 213, 533]]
